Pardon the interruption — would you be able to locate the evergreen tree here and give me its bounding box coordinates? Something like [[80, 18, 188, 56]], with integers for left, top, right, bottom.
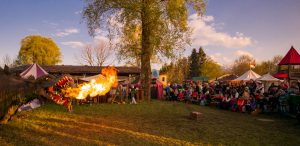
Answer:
[[198, 47, 206, 75], [189, 48, 200, 78]]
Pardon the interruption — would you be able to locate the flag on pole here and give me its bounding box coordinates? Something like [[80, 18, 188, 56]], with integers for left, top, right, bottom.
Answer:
[[249, 61, 256, 69]]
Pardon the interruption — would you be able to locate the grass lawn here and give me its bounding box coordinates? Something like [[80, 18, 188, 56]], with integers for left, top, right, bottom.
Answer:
[[0, 100, 300, 146]]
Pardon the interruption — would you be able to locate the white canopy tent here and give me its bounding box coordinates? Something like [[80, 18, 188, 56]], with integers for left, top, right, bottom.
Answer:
[[20, 63, 48, 79], [233, 70, 261, 81], [256, 73, 281, 93], [256, 73, 280, 82]]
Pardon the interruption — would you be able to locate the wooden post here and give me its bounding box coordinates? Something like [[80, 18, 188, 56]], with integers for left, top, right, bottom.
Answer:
[[288, 65, 291, 86]]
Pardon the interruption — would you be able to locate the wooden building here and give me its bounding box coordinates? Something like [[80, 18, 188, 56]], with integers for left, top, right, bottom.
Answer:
[[274, 46, 300, 81], [11, 65, 140, 81]]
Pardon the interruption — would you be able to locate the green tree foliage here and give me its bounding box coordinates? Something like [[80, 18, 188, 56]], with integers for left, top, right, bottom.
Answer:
[[160, 57, 190, 83], [82, 0, 206, 99], [202, 57, 223, 80], [254, 55, 283, 75], [161, 47, 222, 82], [16, 35, 62, 65], [189, 48, 200, 78], [232, 55, 255, 76]]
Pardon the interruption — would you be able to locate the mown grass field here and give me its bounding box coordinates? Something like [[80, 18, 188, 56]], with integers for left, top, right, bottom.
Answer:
[[0, 100, 300, 146]]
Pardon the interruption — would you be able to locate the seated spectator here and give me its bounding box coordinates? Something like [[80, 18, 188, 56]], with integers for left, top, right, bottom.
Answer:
[[191, 91, 199, 103], [242, 87, 250, 100], [221, 94, 231, 110], [177, 90, 184, 101], [237, 98, 245, 112], [185, 86, 193, 103], [230, 95, 238, 112]]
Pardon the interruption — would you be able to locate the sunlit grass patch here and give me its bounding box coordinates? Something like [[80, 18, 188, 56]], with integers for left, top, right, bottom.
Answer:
[[0, 100, 300, 146]]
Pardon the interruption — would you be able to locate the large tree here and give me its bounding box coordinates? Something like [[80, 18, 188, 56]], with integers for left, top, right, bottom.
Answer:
[[79, 41, 112, 66], [254, 55, 283, 75], [82, 0, 206, 100], [16, 35, 62, 65], [232, 55, 255, 76], [202, 57, 223, 80], [160, 57, 189, 83]]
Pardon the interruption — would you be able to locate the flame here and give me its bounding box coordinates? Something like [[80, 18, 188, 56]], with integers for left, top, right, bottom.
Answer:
[[63, 66, 118, 99]]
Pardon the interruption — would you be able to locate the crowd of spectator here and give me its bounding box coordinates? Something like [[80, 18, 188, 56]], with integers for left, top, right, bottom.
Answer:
[[163, 80, 300, 115]]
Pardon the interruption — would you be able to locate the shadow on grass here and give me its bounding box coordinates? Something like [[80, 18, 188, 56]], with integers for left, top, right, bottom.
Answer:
[[0, 123, 59, 146], [2, 101, 300, 146], [22, 114, 207, 146]]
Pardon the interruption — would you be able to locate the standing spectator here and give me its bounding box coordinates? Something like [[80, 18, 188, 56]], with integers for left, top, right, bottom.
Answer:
[[165, 84, 171, 100]]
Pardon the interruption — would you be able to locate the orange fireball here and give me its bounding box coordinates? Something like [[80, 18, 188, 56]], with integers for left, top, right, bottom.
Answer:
[[64, 66, 118, 100]]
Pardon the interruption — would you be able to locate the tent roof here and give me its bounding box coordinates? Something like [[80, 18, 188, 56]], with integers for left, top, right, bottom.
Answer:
[[257, 73, 280, 82], [217, 74, 238, 81], [12, 65, 140, 75], [20, 63, 48, 79], [234, 70, 261, 81], [273, 72, 289, 78], [278, 46, 300, 65]]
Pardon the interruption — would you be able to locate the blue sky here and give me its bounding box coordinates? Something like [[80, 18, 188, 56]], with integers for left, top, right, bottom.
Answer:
[[1, 0, 300, 68]]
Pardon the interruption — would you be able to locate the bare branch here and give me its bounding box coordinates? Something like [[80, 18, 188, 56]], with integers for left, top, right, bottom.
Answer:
[[2, 54, 12, 67], [81, 44, 95, 66], [94, 41, 112, 66], [78, 41, 112, 66]]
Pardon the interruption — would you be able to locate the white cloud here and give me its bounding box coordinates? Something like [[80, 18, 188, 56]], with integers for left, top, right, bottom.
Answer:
[[55, 28, 79, 37], [65, 28, 79, 33], [202, 15, 214, 22], [61, 41, 85, 48], [94, 35, 109, 44], [235, 50, 253, 57], [49, 22, 58, 26], [75, 10, 82, 15], [42, 20, 59, 28], [28, 28, 38, 32], [210, 53, 233, 66], [188, 14, 252, 49]]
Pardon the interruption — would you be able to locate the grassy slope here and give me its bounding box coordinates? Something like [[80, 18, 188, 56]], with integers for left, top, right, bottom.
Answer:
[[0, 101, 299, 146]]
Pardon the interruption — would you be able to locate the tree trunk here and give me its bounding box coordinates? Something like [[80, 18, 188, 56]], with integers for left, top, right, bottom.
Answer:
[[141, 0, 152, 101]]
